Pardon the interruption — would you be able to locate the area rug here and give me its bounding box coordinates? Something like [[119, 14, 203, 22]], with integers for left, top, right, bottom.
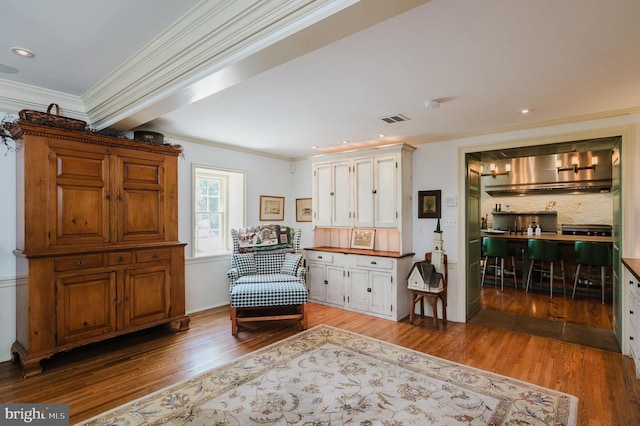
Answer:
[[79, 325, 577, 425]]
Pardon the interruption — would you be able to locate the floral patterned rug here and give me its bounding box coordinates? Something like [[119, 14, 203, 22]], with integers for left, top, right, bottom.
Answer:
[[79, 325, 577, 425]]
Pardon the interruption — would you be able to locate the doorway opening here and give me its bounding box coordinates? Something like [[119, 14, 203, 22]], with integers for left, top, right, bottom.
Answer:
[[465, 136, 621, 351]]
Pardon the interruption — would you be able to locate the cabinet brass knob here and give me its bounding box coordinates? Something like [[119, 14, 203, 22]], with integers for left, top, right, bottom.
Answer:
[[318, 256, 323, 259], [118, 256, 124, 262], [367, 288, 372, 292], [76, 259, 83, 266], [324, 280, 328, 285], [371, 261, 377, 265]]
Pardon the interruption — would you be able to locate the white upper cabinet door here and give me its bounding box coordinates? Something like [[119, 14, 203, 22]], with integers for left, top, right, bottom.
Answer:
[[313, 163, 332, 226], [373, 155, 398, 228], [332, 161, 352, 227], [353, 158, 374, 228]]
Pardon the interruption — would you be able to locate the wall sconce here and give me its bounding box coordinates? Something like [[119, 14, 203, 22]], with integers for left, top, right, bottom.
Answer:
[[481, 163, 511, 178], [556, 156, 598, 174]]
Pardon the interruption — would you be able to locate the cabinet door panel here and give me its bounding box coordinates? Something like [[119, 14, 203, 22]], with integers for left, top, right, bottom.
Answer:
[[353, 158, 374, 228], [50, 149, 110, 245], [326, 266, 346, 306], [332, 161, 352, 227], [124, 265, 170, 327], [308, 263, 327, 301], [374, 155, 397, 228], [348, 269, 370, 312], [313, 164, 332, 226], [56, 272, 117, 344], [118, 158, 165, 242], [369, 271, 393, 315]]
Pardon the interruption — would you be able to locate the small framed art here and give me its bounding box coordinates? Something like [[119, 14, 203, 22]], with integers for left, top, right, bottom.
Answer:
[[259, 195, 285, 221], [296, 198, 312, 222], [351, 229, 375, 250], [418, 190, 441, 219]]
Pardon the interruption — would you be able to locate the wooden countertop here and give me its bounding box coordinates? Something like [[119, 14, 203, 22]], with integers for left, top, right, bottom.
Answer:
[[480, 232, 613, 244], [622, 258, 640, 281], [305, 246, 414, 259]]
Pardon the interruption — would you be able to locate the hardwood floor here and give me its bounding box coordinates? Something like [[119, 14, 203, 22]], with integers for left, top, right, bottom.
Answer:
[[481, 279, 614, 329], [1, 303, 639, 425]]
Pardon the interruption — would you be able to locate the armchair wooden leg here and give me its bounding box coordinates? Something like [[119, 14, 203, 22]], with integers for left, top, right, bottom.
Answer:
[[300, 304, 308, 330], [230, 306, 238, 335]]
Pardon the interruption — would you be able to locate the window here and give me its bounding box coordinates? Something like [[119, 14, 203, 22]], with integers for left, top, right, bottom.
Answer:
[[193, 165, 245, 257]]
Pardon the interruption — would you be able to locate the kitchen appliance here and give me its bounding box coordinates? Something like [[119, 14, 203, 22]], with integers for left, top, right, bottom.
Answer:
[[561, 224, 612, 236]]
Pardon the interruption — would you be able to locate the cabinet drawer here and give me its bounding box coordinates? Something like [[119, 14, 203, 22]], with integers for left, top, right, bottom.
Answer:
[[106, 251, 132, 266], [308, 252, 333, 263], [356, 256, 394, 269], [136, 248, 172, 263], [54, 254, 103, 271]]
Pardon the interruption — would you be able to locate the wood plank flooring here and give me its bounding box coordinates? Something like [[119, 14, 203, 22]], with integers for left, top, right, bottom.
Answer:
[[1, 302, 639, 425], [481, 279, 614, 329]]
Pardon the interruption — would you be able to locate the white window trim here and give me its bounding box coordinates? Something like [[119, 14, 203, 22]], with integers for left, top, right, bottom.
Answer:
[[191, 163, 246, 258]]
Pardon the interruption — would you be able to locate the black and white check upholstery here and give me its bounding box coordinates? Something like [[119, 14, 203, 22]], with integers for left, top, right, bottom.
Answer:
[[230, 282, 308, 308], [227, 226, 308, 335]]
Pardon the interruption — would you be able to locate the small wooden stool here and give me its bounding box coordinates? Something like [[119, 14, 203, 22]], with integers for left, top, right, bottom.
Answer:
[[409, 253, 448, 329]]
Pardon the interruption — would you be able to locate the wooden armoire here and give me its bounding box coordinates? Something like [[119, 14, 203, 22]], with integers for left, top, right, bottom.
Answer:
[[10, 122, 190, 377]]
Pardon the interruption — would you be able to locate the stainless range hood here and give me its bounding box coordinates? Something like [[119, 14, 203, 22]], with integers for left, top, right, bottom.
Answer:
[[483, 150, 612, 196]]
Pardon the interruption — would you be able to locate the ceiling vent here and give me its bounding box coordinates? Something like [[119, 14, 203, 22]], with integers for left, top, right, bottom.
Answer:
[[381, 114, 409, 124]]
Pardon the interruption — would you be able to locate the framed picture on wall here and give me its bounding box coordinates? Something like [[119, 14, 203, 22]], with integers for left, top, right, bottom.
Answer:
[[351, 229, 376, 250], [418, 190, 441, 219], [296, 198, 312, 222], [259, 195, 285, 221]]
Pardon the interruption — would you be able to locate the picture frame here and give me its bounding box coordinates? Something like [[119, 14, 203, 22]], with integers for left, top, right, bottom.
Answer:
[[296, 198, 312, 222], [351, 229, 376, 250], [418, 190, 441, 219], [259, 195, 285, 221]]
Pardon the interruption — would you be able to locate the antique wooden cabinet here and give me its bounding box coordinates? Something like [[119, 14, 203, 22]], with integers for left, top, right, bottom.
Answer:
[[11, 122, 190, 377]]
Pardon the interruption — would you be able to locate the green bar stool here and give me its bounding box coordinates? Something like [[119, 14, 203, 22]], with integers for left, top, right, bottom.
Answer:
[[481, 237, 517, 290], [572, 241, 612, 304], [526, 239, 566, 298]]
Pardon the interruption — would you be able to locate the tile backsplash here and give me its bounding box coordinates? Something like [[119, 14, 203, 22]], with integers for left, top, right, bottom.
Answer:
[[482, 191, 613, 231]]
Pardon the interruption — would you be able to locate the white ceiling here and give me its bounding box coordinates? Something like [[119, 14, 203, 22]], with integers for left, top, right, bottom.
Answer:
[[2, 0, 640, 159]]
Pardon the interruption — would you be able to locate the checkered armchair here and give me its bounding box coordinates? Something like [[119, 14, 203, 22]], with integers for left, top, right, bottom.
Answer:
[[227, 225, 308, 335]]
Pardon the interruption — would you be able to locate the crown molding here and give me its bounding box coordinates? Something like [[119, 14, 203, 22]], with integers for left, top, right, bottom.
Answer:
[[0, 78, 86, 119], [82, 0, 359, 129], [410, 106, 640, 146]]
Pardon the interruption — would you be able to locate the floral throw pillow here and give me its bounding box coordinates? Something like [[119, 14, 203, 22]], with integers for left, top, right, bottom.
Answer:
[[280, 253, 302, 275], [234, 253, 257, 276]]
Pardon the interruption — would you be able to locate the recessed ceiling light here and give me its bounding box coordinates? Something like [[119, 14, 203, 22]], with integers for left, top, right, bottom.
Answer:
[[11, 47, 35, 58], [312, 145, 318, 149], [378, 134, 386, 138], [424, 100, 440, 109], [341, 140, 349, 144], [517, 108, 533, 114]]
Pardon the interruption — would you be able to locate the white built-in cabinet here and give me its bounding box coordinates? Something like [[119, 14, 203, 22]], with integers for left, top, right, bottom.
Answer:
[[623, 261, 640, 378], [313, 160, 351, 227], [312, 145, 413, 227], [306, 249, 413, 321]]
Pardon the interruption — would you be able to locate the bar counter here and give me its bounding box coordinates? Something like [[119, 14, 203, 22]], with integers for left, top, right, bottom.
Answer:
[[481, 231, 613, 244], [481, 231, 613, 296]]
